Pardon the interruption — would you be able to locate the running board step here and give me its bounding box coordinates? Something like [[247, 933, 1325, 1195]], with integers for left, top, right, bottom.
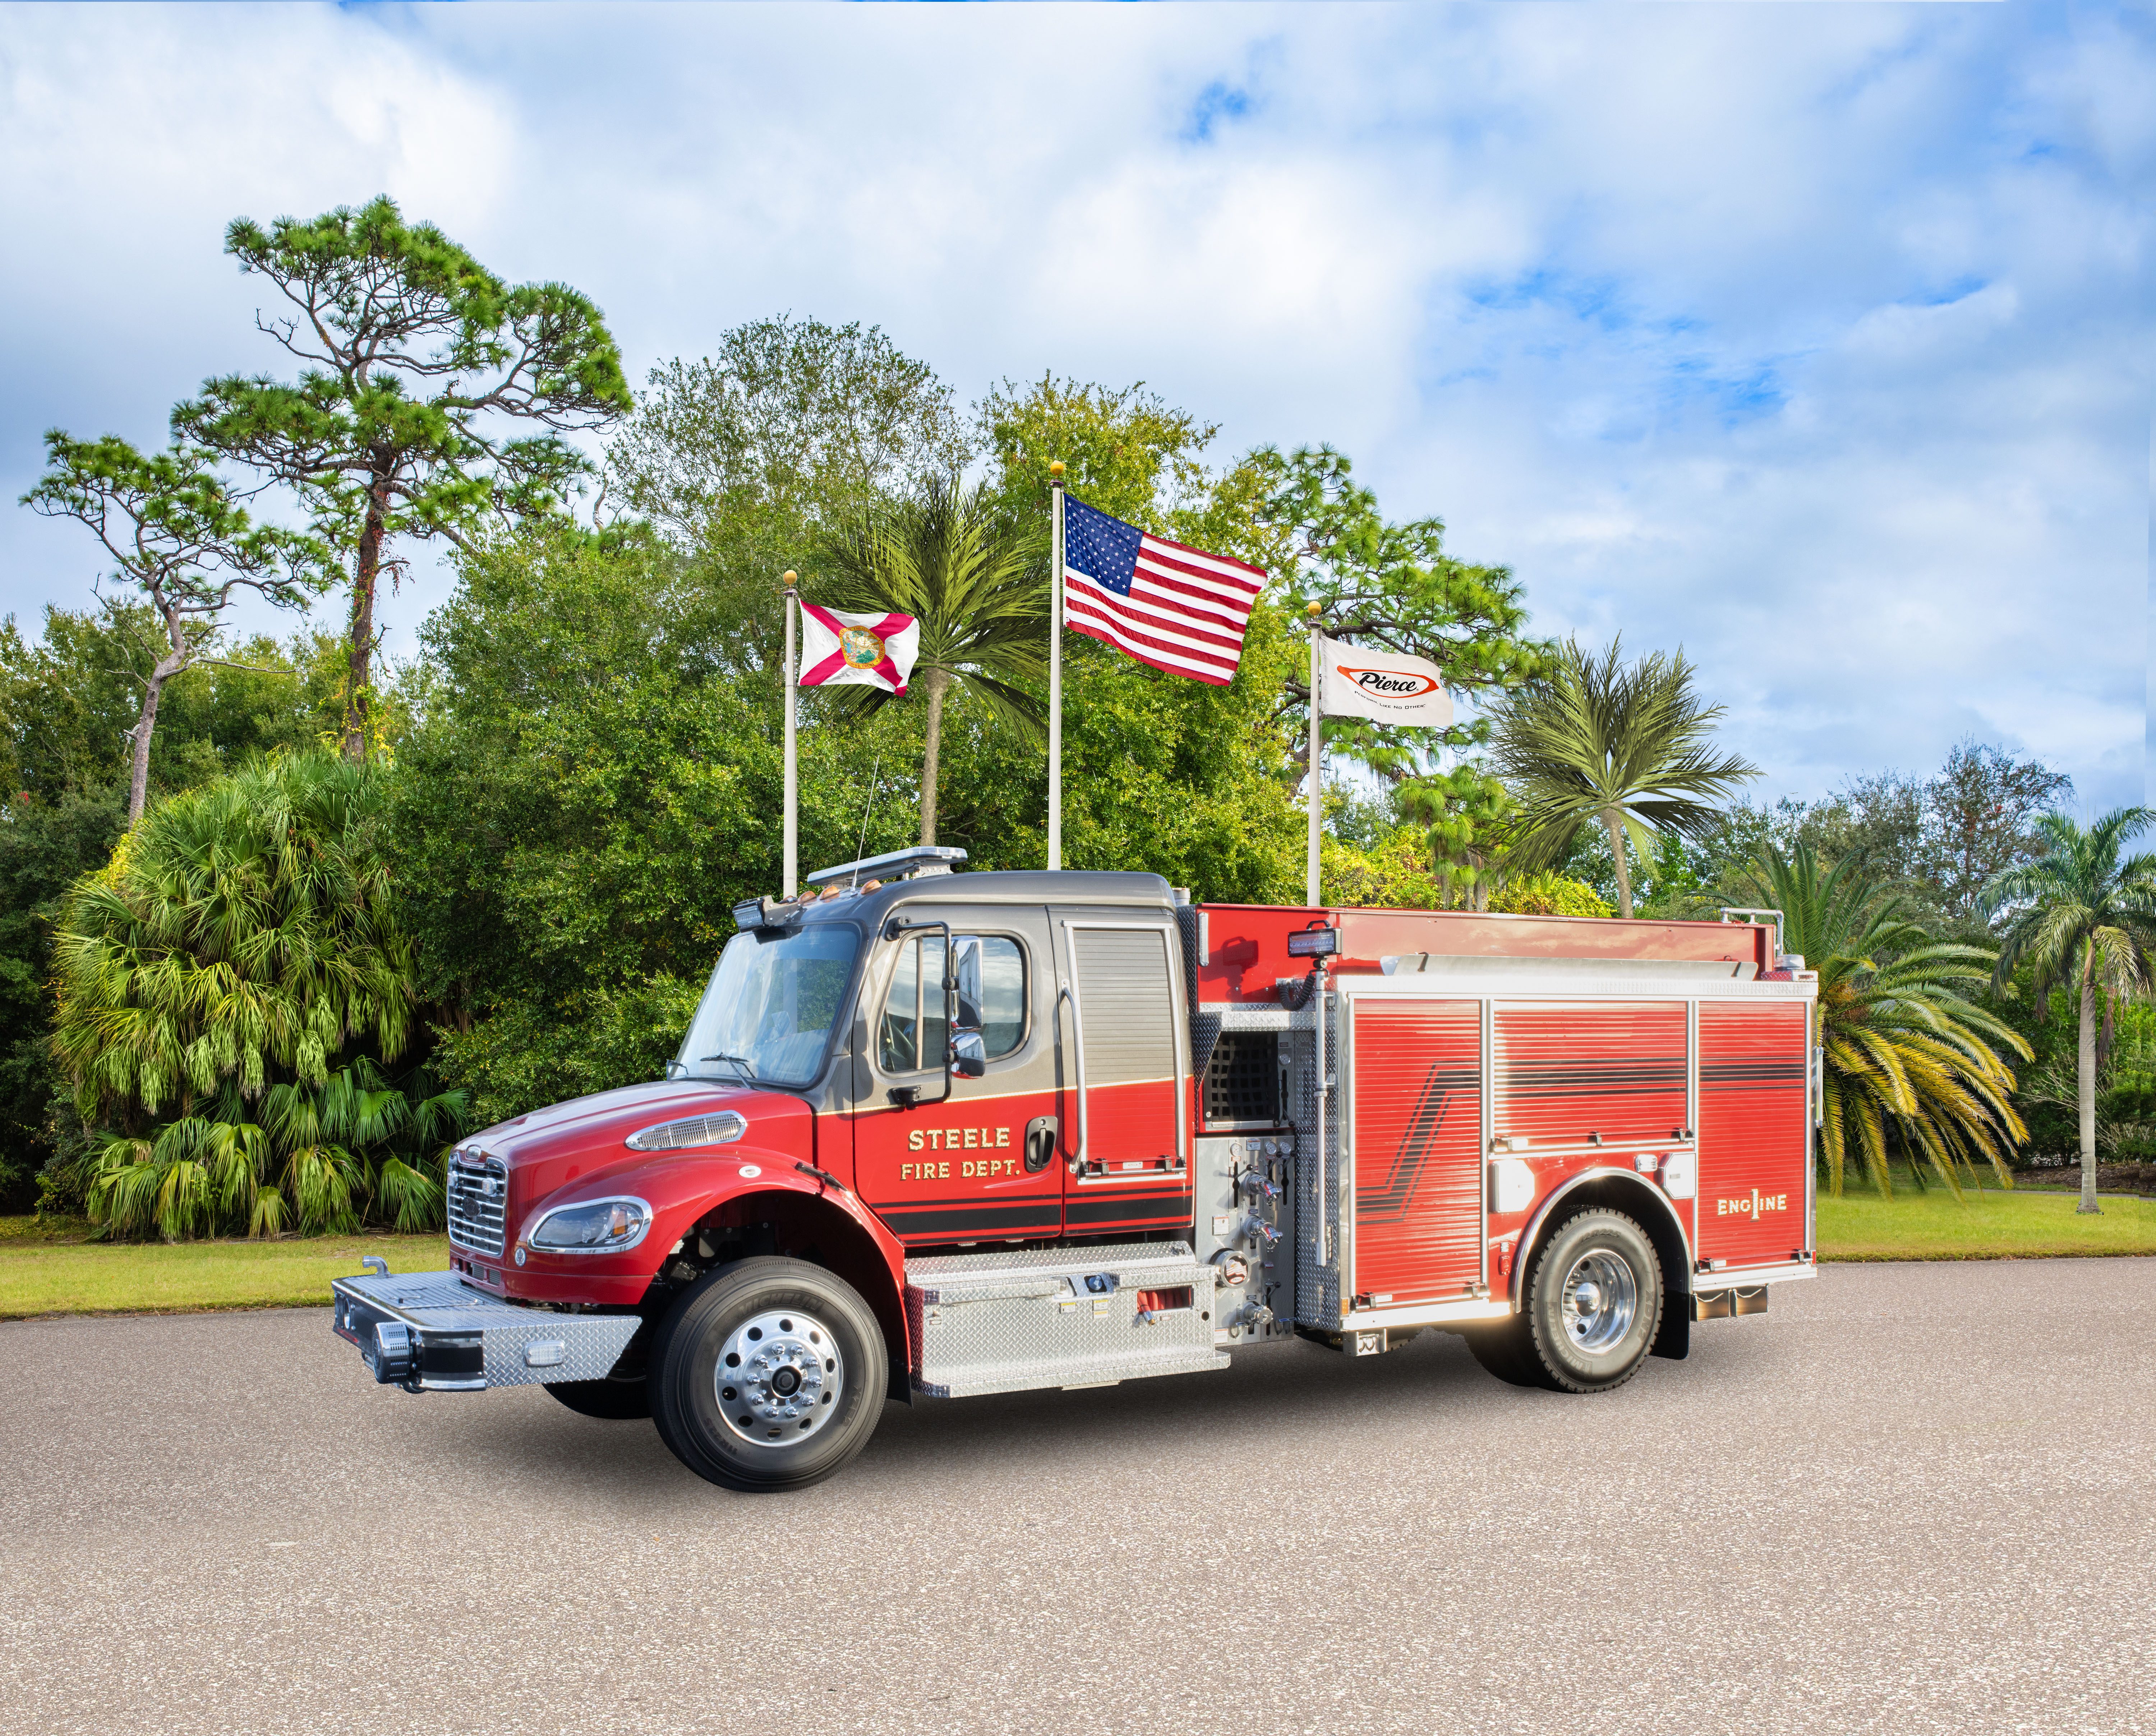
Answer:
[[905, 1241, 1228, 1399]]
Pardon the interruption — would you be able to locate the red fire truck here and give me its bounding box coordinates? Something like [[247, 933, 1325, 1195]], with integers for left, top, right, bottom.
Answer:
[[333, 846, 1819, 1492]]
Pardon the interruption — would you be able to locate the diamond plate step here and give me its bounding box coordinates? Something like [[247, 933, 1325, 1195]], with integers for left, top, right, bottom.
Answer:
[[905, 1240, 1229, 1399]]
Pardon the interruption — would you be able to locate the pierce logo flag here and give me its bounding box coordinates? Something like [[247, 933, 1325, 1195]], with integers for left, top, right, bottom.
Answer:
[[1317, 635, 1455, 728]]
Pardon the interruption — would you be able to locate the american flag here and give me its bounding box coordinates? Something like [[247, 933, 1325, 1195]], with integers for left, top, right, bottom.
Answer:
[[1062, 496, 1266, 686]]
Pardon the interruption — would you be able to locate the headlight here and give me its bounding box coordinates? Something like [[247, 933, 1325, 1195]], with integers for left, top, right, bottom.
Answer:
[[527, 1196, 652, 1254]]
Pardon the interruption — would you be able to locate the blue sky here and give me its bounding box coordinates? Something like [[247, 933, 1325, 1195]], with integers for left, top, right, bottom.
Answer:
[[2, 1, 2149, 809]]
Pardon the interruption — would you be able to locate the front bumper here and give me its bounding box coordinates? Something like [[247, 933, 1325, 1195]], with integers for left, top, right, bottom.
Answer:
[[332, 1269, 642, 1393]]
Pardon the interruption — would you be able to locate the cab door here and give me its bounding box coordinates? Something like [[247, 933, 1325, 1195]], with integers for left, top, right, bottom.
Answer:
[[1055, 913, 1192, 1239], [851, 907, 1063, 1249]]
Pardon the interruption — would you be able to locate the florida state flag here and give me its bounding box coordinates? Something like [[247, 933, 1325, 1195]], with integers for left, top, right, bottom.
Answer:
[[798, 606, 920, 695]]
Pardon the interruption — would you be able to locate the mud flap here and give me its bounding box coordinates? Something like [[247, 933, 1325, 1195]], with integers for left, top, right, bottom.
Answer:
[[1651, 1298, 1690, 1361]]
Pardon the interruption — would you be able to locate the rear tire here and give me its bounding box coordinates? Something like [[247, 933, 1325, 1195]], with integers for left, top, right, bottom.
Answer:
[[1514, 1209, 1663, 1394], [647, 1257, 888, 1493], [544, 1376, 652, 1421]]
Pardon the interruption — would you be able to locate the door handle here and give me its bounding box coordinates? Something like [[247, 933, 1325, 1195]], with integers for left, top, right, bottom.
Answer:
[[1023, 1116, 1058, 1174]]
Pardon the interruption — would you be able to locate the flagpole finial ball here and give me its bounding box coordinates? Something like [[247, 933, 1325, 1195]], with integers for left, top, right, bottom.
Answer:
[[783, 570, 797, 589], [1306, 601, 1322, 620], [1049, 461, 1065, 479]]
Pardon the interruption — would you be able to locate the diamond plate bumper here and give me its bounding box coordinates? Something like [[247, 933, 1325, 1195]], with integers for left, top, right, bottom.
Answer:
[[331, 1269, 642, 1393]]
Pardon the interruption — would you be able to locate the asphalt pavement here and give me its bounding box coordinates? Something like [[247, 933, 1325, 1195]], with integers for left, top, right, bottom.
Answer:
[[2, 1257, 2151, 1736]]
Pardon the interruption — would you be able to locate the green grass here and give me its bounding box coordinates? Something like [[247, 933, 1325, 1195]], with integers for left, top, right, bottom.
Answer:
[[1818, 1169, 2156, 1262], [0, 1218, 450, 1319]]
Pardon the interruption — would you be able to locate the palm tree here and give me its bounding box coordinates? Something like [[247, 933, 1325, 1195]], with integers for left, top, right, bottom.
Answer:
[[52, 750, 468, 1239], [1736, 841, 2029, 1197], [51, 750, 416, 1116], [1982, 808, 2156, 1214], [820, 476, 1047, 846], [86, 1059, 466, 1240], [1486, 637, 1756, 917]]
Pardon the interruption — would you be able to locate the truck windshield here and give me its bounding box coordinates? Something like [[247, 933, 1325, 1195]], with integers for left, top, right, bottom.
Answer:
[[673, 924, 861, 1088]]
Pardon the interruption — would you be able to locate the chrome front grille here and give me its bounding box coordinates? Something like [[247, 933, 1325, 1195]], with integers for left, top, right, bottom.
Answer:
[[446, 1152, 508, 1256]]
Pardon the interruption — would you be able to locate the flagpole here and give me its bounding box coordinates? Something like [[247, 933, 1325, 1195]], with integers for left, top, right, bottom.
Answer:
[[1047, 460, 1065, 873], [782, 570, 799, 899], [1306, 601, 1323, 906]]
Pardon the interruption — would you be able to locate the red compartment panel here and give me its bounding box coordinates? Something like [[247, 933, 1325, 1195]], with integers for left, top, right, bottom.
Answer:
[[1350, 999, 1483, 1303], [1492, 1002, 1688, 1149], [1696, 1001, 1810, 1267]]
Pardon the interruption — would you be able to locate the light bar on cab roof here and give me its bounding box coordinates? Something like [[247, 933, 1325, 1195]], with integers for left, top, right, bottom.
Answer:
[[803, 845, 967, 888]]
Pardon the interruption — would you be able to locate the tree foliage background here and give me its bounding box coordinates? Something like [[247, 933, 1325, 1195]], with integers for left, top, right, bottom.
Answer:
[[1, 256, 2095, 1220]]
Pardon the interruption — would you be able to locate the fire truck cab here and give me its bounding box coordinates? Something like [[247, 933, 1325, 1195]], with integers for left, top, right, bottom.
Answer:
[[333, 846, 1819, 1492]]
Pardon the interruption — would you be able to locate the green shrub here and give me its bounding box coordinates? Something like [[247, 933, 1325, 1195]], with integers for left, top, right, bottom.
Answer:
[[1489, 872, 1613, 918], [48, 751, 465, 1237]]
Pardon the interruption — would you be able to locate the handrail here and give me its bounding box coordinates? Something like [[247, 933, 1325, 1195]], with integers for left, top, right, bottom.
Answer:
[[1719, 906, 1784, 960], [1058, 981, 1086, 1168]]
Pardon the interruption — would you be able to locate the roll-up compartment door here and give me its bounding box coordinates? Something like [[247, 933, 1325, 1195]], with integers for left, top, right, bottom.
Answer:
[[1492, 1002, 1689, 1149], [1696, 1001, 1810, 1266], [1064, 923, 1188, 1237], [1349, 998, 1483, 1304]]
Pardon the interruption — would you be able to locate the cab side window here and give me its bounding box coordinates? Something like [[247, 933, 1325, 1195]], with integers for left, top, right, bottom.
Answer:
[[877, 935, 1026, 1072]]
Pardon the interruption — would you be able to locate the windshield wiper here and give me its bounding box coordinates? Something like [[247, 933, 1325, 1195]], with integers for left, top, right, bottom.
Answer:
[[697, 1051, 759, 1082]]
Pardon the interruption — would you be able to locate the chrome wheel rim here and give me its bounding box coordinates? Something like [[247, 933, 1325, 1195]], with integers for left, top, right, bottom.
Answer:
[[1561, 1249, 1637, 1355], [714, 1309, 844, 1447]]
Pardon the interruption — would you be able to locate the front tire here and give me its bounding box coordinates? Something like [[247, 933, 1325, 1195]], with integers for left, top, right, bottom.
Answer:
[[647, 1257, 888, 1493]]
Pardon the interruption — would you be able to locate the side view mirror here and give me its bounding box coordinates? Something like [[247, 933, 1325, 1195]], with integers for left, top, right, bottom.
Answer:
[[949, 1028, 987, 1080]]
